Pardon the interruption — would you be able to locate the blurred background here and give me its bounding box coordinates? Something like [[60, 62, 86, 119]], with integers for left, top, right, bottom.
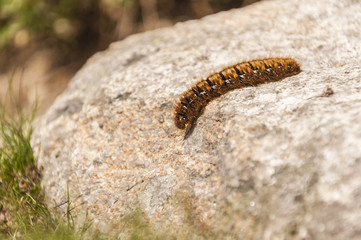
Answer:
[[0, 0, 260, 115]]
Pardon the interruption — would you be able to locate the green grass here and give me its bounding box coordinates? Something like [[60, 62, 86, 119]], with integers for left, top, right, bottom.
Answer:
[[0, 78, 83, 239]]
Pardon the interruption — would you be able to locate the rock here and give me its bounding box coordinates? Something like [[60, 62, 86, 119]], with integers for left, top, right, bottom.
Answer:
[[31, 0, 361, 239]]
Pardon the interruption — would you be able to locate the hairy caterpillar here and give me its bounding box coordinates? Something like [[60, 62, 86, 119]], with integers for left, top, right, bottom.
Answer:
[[174, 57, 301, 130]]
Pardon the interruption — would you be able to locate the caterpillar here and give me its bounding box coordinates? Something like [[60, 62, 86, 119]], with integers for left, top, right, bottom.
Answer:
[[174, 57, 301, 130]]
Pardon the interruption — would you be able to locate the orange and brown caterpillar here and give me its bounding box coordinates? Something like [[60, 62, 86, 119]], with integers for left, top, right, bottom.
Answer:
[[174, 57, 301, 129]]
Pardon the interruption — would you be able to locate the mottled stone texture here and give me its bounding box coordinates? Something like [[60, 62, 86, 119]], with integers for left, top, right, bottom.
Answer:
[[32, 0, 361, 239]]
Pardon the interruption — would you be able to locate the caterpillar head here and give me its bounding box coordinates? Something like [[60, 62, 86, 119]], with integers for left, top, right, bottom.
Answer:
[[174, 114, 187, 129]]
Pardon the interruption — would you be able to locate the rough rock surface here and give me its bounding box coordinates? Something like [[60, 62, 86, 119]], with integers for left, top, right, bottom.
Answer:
[[32, 0, 361, 239]]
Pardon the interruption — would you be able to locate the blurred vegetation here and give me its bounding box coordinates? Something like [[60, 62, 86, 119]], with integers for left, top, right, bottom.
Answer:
[[0, 0, 259, 68]]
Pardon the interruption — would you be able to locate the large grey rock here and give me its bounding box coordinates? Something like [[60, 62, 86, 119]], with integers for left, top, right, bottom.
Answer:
[[32, 0, 361, 239]]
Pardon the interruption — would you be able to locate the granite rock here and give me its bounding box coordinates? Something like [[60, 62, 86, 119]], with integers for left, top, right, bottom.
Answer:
[[31, 0, 361, 239]]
